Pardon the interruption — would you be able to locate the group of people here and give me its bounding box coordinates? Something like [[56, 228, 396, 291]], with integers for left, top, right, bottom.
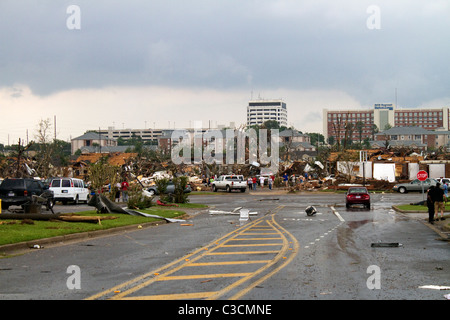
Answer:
[[247, 175, 275, 190], [114, 179, 129, 202], [426, 182, 447, 224], [282, 172, 312, 188]]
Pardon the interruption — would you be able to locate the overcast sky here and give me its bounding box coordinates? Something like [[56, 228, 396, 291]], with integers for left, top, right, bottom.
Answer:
[[1, 0, 449, 145]]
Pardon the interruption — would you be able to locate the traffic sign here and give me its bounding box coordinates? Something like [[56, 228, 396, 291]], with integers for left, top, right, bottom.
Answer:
[[417, 170, 428, 181]]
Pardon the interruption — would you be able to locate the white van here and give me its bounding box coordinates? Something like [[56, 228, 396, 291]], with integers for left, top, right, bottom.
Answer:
[[49, 178, 90, 204]]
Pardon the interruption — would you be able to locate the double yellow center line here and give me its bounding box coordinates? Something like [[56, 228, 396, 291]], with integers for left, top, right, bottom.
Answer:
[[87, 205, 298, 300]]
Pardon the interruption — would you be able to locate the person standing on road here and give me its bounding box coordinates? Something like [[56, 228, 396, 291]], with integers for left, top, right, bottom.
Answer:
[[427, 185, 435, 224], [259, 176, 265, 189], [432, 182, 445, 221], [252, 177, 257, 190], [247, 177, 253, 191]]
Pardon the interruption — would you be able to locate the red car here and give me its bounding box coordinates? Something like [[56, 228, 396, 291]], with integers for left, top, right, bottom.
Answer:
[[346, 187, 370, 209]]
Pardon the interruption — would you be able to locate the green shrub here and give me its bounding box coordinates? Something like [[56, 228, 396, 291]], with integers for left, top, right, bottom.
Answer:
[[155, 177, 169, 195], [127, 184, 153, 209], [172, 176, 190, 204]]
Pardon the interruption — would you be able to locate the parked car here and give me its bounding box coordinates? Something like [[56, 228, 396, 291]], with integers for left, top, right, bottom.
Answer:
[[345, 186, 370, 209], [392, 178, 438, 193], [48, 177, 90, 204], [436, 178, 450, 185], [0, 178, 54, 211], [211, 175, 247, 192], [147, 181, 192, 195]]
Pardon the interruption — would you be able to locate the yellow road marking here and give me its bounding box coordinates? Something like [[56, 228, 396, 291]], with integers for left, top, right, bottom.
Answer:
[[206, 250, 279, 255], [121, 292, 218, 300], [230, 237, 282, 241], [85, 214, 265, 300], [220, 243, 283, 247], [241, 232, 279, 235], [229, 215, 300, 300], [87, 205, 299, 301], [207, 206, 295, 300], [186, 260, 272, 266], [157, 273, 252, 281]]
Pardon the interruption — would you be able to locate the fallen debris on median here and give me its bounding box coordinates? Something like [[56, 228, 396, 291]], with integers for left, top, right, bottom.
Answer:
[[208, 207, 258, 215], [88, 193, 185, 223]]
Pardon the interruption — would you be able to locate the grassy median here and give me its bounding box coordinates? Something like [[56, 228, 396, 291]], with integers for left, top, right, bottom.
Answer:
[[0, 204, 206, 247], [395, 202, 450, 212]]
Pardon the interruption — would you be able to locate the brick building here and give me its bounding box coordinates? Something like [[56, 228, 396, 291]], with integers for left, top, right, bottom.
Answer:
[[323, 104, 449, 144]]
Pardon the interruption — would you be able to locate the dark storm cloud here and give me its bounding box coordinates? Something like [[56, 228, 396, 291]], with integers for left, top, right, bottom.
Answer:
[[0, 0, 449, 106]]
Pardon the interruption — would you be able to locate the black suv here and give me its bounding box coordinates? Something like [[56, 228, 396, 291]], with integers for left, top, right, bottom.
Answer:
[[0, 178, 54, 211]]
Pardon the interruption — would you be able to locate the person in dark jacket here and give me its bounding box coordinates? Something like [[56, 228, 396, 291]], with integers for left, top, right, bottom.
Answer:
[[427, 185, 435, 224], [432, 182, 445, 221]]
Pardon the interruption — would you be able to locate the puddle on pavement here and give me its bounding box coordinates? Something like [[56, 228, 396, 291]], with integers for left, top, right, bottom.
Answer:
[[346, 219, 372, 229]]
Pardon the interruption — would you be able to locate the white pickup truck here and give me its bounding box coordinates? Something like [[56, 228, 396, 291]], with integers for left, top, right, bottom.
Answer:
[[211, 175, 247, 193]]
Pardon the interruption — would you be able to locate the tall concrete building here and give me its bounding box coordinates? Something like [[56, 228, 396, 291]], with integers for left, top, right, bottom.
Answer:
[[98, 127, 165, 144], [247, 99, 287, 127]]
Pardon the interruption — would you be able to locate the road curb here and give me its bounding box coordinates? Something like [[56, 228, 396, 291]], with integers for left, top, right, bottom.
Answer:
[[0, 219, 167, 256], [0, 208, 210, 257], [0, 209, 210, 256]]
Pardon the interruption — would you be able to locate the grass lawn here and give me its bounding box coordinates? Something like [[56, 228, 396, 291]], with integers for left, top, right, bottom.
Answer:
[[0, 205, 201, 247], [395, 204, 428, 212], [395, 202, 450, 212]]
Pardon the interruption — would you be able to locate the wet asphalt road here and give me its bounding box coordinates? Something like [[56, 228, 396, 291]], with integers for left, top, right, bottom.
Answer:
[[0, 190, 448, 300]]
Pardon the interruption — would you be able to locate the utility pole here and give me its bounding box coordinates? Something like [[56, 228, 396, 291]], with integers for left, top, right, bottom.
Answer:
[[360, 150, 368, 186]]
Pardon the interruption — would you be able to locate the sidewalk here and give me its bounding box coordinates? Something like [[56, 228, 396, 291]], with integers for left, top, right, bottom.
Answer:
[[392, 205, 449, 240]]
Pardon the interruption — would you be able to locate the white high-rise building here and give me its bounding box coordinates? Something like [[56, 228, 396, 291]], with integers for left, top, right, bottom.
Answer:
[[247, 99, 287, 127]]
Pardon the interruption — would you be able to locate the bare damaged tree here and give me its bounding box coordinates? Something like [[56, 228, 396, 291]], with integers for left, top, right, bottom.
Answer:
[[34, 118, 54, 178], [355, 121, 364, 146], [343, 122, 354, 150], [331, 114, 345, 151]]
